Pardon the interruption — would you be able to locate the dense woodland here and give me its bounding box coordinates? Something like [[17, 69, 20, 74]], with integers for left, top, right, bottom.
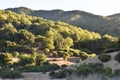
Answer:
[[0, 10, 118, 56], [0, 10, 120, 79], [6, 7, 120, 36]]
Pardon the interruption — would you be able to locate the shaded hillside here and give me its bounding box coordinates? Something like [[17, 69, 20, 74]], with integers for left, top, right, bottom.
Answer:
[[108, 13, 120, 19], [6, 7, 120, 36]]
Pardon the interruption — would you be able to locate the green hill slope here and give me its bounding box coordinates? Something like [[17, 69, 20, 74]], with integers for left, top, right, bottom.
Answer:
[[6, 7, 120, 36], [0, 10, 118, 57]]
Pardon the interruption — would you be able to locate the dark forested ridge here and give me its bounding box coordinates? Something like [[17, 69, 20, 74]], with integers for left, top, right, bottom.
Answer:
[[6, 7, 120, 36]]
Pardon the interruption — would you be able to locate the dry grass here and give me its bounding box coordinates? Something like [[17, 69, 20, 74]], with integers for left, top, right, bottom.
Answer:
[[67, 73, 120, 80], [47, 57, 80, 66], [73, 51, 120, 70]]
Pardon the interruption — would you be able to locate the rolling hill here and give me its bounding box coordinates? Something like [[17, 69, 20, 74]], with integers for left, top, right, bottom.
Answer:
[[6, 7, 120, 36]]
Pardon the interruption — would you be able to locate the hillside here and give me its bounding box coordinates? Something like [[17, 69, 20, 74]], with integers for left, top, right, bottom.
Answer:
[[0, 9, 118, 54], [6, 7, 120, 36], [75, 51, 120, 70], [0, 10, 119, 80]]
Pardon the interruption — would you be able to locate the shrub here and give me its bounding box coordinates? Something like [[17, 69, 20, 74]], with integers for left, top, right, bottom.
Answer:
[[12, 52, 19, 58], [20, 64, 60, 72], [114, 52, 120, 62], [69, 48, 80, 56], [0, 53, 13, 66], [44, 48, 50, 53], [77, 64, 94, 75], [104, 48, 119, 53], [19, 54, 35, 66], [53, 71, 66, 78], [79, 52, 88, 60], [49, 71, 55, 77], [49, 69, 74, 79], [81, 48, 93, 54], [36, 53, 47, 66], [76, 63, 113, 76], [114, 69, 120, 75], [103, 67, 112, 76], [0, 69, 24, 79], [93, 63, 104, 73], [98, 54, 111, 62]]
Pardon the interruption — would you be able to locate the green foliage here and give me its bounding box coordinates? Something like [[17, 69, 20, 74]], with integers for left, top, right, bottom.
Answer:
[[14, 30, 35, 44], [103, 67, 112, 76], [0, 10, 118, 70], [44, 48, 50, 53], [77, 63, 112, 76], [98, 54, 111, 62], [12, 52, 19, 57], [19, 54, 35, 66], [44, 38, 55, 50], [81, 48, 93, 54], [0, 68, 24, 79], [69, 48, 80, 56], [114, 69, 120, 75], [79, 51, 88, 60], [0, 53, 13, 66], [77, 64, 94, 75], [104, 48, 119, 53], [49, 71, 55, 77], [8, 7, 120, 37], [114, 52, 120, 62], [20, 64, 60, 72], [36, 53, 47, 66], [49, 69, 74, 79]]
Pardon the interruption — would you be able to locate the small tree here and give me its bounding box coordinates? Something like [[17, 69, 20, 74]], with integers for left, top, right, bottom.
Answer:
[[0, 53, 13, 66], [98, 54, 111, 62], [19, 54, 35, 66], [36, 53, 47, 66]]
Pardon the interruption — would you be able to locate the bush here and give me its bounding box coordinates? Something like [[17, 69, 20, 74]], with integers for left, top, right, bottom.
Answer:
[[77, 63, 113, 76], [81, 48, 93, 54], [52, 71, 66, 78], [114, 52, 120, 62], [114, 69, 120, 75], [79, 52, 88, 60], [19, 54, 35, 66], [104, 48, 119, 53], [36, 53, 47, 66], [49, 69, 74, 79], [69, 48, 80, 56], [103, 67, 112, 76], [93, 63, 104, 73], [12, 52, 19, 58], [77, 64, 94, 75], [49, 71, 55, 77], [0, 53, 13, 66], [20, 64, 60, 72], [44, 48, 50, 53], [98, 54, 111, 62], [0, 69, 24, 79]]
